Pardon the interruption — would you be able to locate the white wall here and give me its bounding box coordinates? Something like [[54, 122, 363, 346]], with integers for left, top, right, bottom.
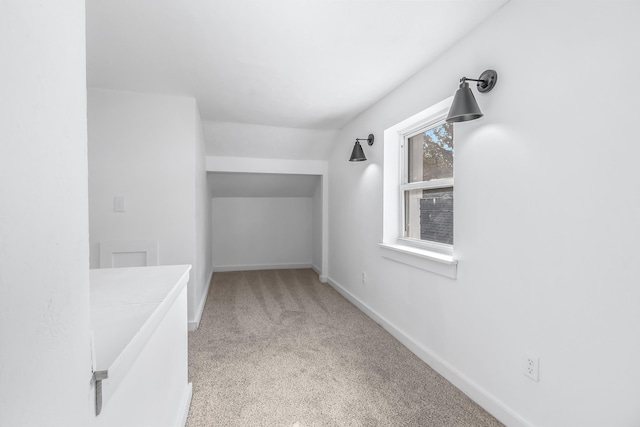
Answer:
[[88, 89, 210, 326], [327, 1, 640, 426], [193, 105, 213, 327], [203, 121, 338, 160], [211, 197, 312, 270], [0, 2, 92, 426]]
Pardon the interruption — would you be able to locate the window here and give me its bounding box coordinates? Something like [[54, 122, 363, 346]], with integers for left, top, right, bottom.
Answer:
[[401, 121, 453, 253], [380, 97, 457, 278]]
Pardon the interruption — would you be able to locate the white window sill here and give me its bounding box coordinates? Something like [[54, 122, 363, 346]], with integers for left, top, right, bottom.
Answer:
[[379, 243, 457, 279]]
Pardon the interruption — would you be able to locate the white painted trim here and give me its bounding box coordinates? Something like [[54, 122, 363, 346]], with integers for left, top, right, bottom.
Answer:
[[206, 156, 328, 176], [188, 268, 214, 331], [400, 178, 454, 192], [393, 98, 453, 138], [212, 263, 313, 272], [99, 240, 159, 268], [311, 264, 328, 283], [320, 174, 329, 285], [379, 243, 457, 279], [326, 276, 533, 427], [175, 382, 192, 427]]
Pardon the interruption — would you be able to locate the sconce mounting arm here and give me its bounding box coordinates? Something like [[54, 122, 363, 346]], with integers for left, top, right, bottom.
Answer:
[[459, 69, 497, 93], [355, 134, 375, 146]]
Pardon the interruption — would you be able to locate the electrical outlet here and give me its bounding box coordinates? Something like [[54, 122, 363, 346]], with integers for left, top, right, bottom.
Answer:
[[524, 355, 540, 382], [361, 271, 367, 284]]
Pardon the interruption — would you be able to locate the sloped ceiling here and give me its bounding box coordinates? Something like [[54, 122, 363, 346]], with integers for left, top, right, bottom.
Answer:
[[86, 0, 509, 131]]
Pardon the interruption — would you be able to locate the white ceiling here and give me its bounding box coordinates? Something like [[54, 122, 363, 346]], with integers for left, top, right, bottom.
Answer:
[[208, 173, 320, 197], [86, 0, 509, 130]]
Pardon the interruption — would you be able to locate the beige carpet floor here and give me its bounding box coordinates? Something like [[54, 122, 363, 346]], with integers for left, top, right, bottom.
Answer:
[[186, 269, 503, 427]]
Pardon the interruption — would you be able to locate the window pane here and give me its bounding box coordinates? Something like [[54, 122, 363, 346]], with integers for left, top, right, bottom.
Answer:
[[404, 187, 453, 245], [408, 123, 453, 183]]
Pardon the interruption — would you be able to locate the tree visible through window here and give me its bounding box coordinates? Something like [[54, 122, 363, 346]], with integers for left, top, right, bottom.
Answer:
[[402, 122, 454, 247]]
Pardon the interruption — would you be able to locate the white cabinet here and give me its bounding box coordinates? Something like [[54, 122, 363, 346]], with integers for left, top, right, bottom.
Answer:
[[90, 265, 192, 427]]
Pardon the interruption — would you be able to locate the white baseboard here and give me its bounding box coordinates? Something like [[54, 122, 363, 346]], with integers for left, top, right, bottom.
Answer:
[[326, 276, 532, 427], [188, 268, 213, 331], [175, 382, 192, 427], [311, 265, 328, 283], [212, 263, 313, 272]]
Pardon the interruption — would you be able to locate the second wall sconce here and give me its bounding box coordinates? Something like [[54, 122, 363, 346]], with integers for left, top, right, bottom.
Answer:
[[446, 69, 498, 123], [349, 134, 374, 162]]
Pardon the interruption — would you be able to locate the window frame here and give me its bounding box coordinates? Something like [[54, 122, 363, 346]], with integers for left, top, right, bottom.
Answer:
[[399, 118, 454, 256], [379, 96, 457, 279]]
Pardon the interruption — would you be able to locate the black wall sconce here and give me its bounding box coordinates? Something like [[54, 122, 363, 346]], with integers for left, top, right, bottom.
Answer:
[[349, 134, 374, 162], [446, 69, 497, 123]]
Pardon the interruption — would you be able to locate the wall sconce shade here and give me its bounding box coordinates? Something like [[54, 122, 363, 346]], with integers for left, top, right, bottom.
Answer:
[[349, 141, 367, 162], [446, 69, 497, 123], [446, 81, 483, 123], [349, 134, 374, 162]]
